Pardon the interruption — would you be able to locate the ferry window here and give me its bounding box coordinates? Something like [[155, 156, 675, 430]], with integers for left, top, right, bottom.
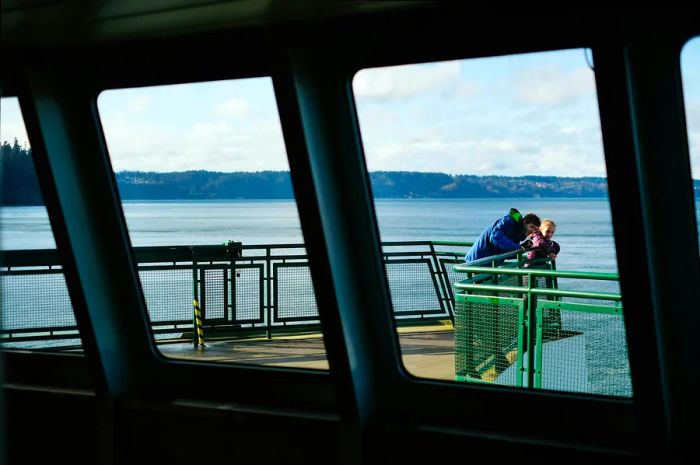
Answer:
[[97, 79, 328, 370], [353, 49, 633, 397], [681, 36, 700, 244], [0, 97, 83, 351]]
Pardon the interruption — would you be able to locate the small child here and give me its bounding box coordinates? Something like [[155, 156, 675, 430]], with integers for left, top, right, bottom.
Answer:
[[527, 218, 559, 262]]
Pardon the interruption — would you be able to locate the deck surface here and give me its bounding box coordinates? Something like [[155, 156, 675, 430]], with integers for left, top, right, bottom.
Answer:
[[158, 325, 456, 381]]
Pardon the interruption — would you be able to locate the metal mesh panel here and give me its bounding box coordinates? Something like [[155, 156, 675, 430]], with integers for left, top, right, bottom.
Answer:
[[540, 306, 632, 397], [275, 264, 318, 321], [441, 258, 463, 290], [495, 273, 523, 296], [234, 266, 263, 322], [139, 268, 193, 324], [454, 295, 521, 386], [204, 268, 226, 320], [385, 261, 441, 314], [1, 272, 76, 330], [1, 271, 81, 349]]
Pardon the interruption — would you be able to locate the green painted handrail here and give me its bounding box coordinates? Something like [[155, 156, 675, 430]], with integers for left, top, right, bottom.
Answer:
[[453, 282, 622, 301], [453, 264, 619, 281], [429, 240, 474, 247], [458, 249, 521, 267]]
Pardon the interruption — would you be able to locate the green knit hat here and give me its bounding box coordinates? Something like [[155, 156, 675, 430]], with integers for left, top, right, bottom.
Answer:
[[509, 208, 522, 223]]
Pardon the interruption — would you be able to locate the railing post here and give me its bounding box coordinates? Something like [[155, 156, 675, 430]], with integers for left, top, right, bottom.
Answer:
[[428, 242, 453, 320], [526, 270, 535, 389], [534, 302, 544, 389], [191, 247, 205, 349], [516, 300, 526, 388], [266, 246, 272, 340], [224, 241, 242, 327]]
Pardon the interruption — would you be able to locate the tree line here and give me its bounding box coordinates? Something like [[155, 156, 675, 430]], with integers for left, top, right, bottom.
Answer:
[[1, 139, 43, 205], [3, 141, 699, 205]]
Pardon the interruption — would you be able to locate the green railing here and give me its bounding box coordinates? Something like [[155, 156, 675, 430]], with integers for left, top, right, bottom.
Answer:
[[0, 240, 472, 348], [453, 251, 631, 397]]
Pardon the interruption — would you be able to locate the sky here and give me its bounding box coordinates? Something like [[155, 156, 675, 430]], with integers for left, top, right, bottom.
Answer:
[[1, 40, 699, 178]]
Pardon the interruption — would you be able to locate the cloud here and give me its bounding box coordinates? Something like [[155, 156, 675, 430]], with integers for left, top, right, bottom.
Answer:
[[102, 116, 288, 172], [215, 98, 251, 117], [354, 61, 462, 100], [362, 121, 607, 177], [128, 94, 152, 113], [515, 66, 595, 106]]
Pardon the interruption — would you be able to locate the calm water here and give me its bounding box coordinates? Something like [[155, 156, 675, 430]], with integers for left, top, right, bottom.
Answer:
[[3, 197, 699, 290], [0, 198, 625, 270]]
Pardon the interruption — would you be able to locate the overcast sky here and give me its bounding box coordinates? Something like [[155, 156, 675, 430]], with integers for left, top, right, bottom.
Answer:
[[2, 40, 699, 178]]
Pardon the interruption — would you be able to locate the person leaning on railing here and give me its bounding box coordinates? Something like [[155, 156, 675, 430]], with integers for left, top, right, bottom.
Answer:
[[464, 208, 541, 265]]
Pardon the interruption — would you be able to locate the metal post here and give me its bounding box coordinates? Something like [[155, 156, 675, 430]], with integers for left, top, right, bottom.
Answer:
[[516, 302, 526, 388], [526, 271, 535, 389], [191, 249, 205, 349], [534, 303, 544, 389], [266, 246, 272, 340]]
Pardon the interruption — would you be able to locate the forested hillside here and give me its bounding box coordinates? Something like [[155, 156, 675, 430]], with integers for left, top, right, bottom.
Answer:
[[3, 141, 699, 205]]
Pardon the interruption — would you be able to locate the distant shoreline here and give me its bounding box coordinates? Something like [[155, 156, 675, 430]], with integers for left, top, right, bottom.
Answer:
[[3, 157, 700, 205], [2, 197, 620, 208]]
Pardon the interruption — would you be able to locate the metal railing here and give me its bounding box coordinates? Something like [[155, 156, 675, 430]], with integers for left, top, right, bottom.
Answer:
[[0, 240, 472, 346], [452, 251, 631, 397]]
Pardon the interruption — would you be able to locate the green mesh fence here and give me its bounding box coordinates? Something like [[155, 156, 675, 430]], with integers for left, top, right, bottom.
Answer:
[[453, 256, 631, 397], [385, 259, 444, 316], [454, 294, 523, 385], [274, 263, 319, 322], [536, 300, 632, 397]]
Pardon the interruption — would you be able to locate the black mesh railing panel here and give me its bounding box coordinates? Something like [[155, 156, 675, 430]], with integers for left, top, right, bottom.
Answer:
[[1, 272, 76, 330], [204, 268, 226, 320], [1, 271, 81, 348], [441, 258, 463, 290], [234, 266, 263, 323], [454, 296, 520, 385], [275, 264, 318, 321], [540, 307, 632, 397], [139, 268, 193, 324], [385, 261, 442, 314]]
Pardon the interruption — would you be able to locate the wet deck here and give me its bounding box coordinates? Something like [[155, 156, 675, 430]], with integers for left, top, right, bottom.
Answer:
[[158, 325, 456, 381]]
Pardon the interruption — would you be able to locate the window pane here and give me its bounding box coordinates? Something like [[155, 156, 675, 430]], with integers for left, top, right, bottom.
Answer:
[[1, 98, 82, 350], [353, 49, 632, 397], [97, 79, 328, 370], [681, 36, 700, 244]]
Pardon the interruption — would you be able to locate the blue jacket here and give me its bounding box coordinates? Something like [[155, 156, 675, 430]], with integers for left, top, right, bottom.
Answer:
[[465, 214, 524, 262]]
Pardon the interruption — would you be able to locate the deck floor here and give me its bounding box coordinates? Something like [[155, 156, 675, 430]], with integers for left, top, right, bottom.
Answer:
[[158, 326, 456, 381]]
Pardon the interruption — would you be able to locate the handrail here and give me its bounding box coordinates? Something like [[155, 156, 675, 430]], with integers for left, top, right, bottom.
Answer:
[[2, 240, 467, 344], [454, 283, 621, 301], [428, 240, 474, 247], [452, 248, 626, 393], [458, 249, 521, 267], [454, 264, 619, 281]]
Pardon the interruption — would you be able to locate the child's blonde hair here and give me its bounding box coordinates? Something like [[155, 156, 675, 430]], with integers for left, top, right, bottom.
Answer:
[[541, 219, 556, 229]]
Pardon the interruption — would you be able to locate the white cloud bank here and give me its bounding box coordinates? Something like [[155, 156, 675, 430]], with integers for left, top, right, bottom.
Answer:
[[354, 61, 462, 100]]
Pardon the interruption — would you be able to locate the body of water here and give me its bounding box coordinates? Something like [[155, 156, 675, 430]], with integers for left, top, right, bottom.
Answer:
[[2, 198, 627, 271]]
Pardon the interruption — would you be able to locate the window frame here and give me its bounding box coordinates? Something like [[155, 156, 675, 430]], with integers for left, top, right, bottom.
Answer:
[[3, 5, 698, 457]]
